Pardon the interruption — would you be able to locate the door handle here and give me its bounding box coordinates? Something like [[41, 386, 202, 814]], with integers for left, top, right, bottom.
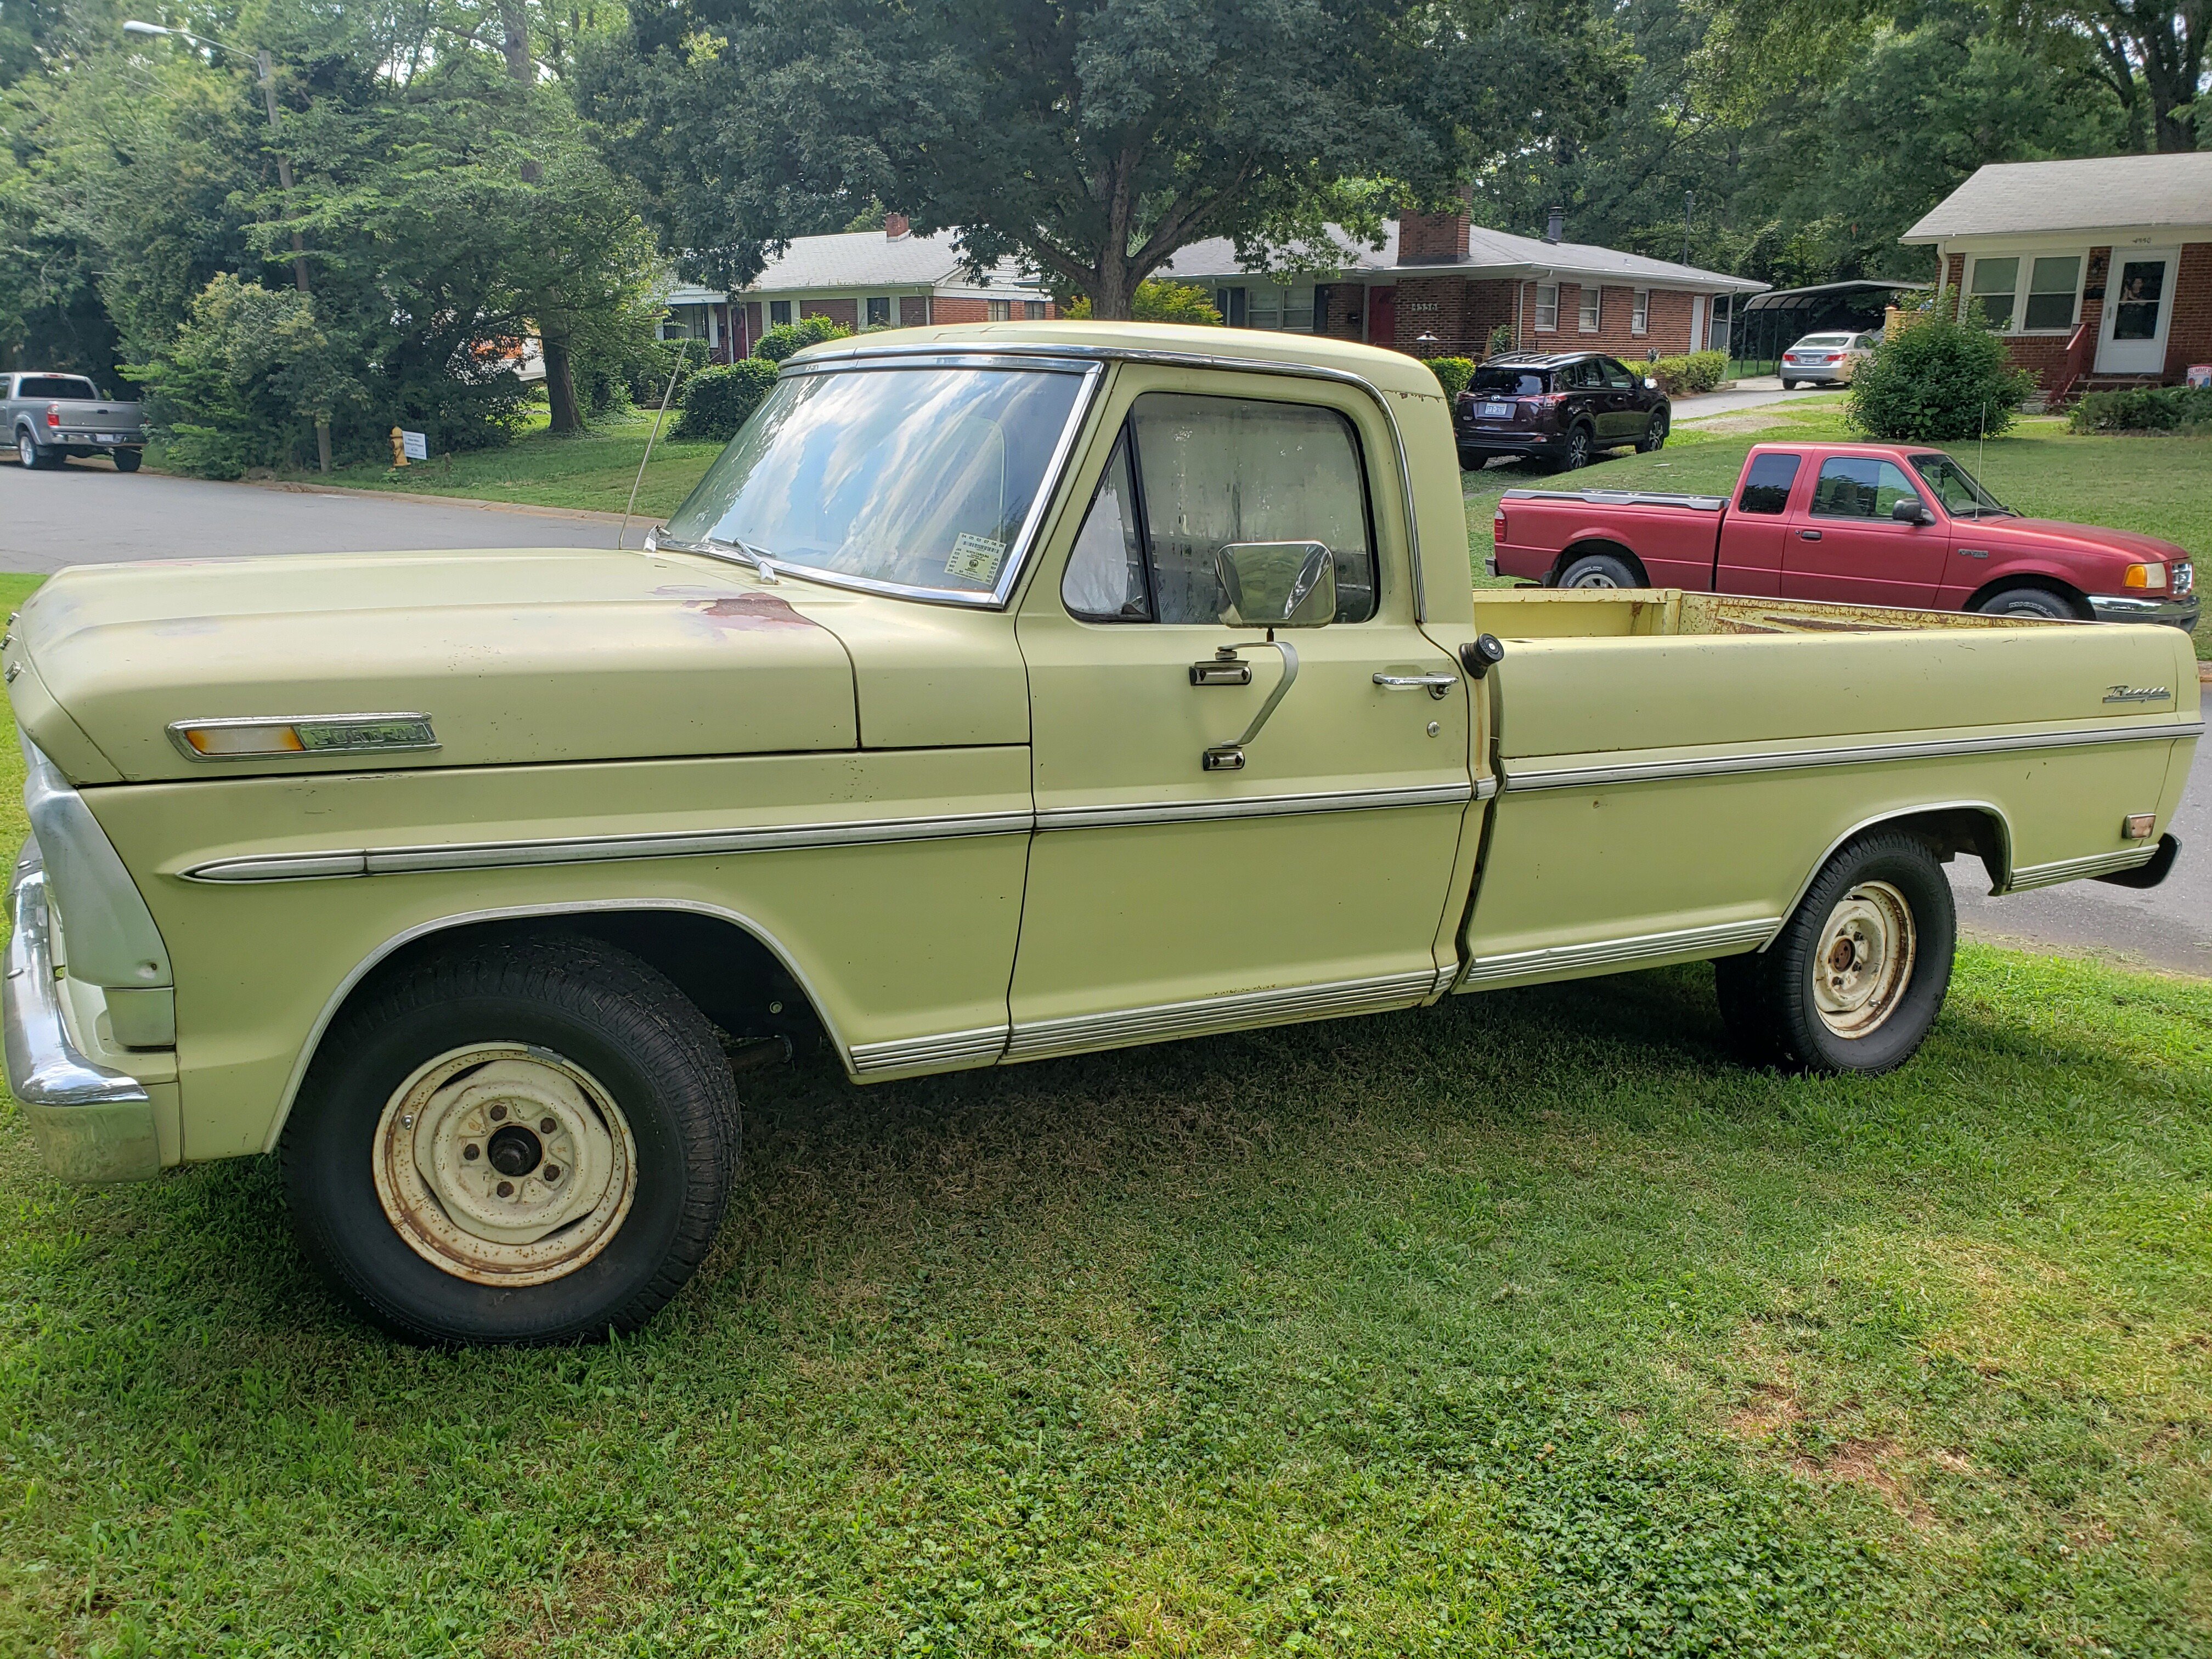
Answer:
[[1373, 672, 1458, 699], [1798, 529, 1822, 541], [1190, 651, 1253, 686]]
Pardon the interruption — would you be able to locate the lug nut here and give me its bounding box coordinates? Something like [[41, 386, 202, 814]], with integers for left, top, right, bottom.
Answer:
[[496, 1181, 514, 1198], [463, 1143, 481, 1161], [543, 1165, 562, 1183], [489, 1103, 507, 1122], [540, 1117, 556, 1135]]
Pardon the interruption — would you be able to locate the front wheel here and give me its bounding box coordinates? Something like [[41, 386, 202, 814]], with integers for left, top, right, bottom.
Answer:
[[1637, 410, 1668, 453], [282, 933, 739, 1345], [1973, 585, 2080, 622], [1714, 831, 1955, 1074]]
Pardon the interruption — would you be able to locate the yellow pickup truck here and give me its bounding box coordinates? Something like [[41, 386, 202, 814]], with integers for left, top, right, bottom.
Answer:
[[4, 323, 2198, 1345]]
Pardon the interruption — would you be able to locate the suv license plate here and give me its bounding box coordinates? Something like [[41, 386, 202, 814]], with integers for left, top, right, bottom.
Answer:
[[1477, 401, 1514, 420]]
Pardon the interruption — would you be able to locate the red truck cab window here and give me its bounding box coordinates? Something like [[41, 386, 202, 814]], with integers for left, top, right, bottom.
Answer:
[[1737, 453, 1802, 514], [1719, 453, 1803, 597]]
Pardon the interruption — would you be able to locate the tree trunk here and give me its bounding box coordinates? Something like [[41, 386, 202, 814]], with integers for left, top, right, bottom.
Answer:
[[543, 329, 583, 433], [500, 3, 533, 83], [1090, 255, 1137, 320]]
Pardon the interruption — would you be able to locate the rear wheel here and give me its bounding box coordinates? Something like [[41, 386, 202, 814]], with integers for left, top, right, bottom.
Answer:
[[111, 449, 142, 473], [1714, 831, 1955, 1075], [1558, 549, 1641, 589], [1554, 426, 1593, 472], [283, 933, 738, 1345], [1972, 585, 2080, 622], [17, 430, 56, 470]]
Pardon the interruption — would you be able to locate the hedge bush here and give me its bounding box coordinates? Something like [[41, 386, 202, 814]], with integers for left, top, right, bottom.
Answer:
[[1846, 297, 2038, 441], [2067, 383, 2212, 435], [1649, 351, 1728, 396], [1062, 281, 1223, 324], [1428, 357, 1475, 399], [755, 316, 854, 363], [674, 358, 779, 443]]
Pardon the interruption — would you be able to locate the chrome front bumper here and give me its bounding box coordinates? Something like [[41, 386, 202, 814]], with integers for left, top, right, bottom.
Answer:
[[2087, 590, 2199, 631], [3, 843, 161, 1183]]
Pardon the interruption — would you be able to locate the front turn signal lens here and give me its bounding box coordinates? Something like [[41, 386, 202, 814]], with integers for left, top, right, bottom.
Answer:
[[180, 723, 307, 757], [169, 714, 438, 760], [2123, 563, 2168, 589]]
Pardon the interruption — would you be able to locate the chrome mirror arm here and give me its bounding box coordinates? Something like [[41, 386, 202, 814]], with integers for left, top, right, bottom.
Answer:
[[1201, 638, 1299, 772]]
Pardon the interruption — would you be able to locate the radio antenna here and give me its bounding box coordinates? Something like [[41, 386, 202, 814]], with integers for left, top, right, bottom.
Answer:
[[622, 336, 695, 551]]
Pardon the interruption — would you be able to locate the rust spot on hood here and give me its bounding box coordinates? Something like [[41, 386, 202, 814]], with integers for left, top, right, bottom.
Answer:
[[681, 594, 819, 632]]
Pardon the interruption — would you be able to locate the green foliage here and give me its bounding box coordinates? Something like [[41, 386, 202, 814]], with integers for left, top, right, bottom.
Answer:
[[1485, 322, 1519, 359], [754, 315, 854, 362], [122, 275, 362, 478], [1847, 298, 2038, 441], [2068, 383, 2212, 435], [1427, 356, 1476, 398], [1649, 351, 1727, 395], [1062, 281, 1224, 324], [674, 357, 780, 442]]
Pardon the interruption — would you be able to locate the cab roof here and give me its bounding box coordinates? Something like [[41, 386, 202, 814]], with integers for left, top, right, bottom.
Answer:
[[788, 319, 1450, 399]]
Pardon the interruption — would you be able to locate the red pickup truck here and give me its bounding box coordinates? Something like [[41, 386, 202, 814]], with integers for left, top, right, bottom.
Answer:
[[1490, 441, 2199, 630]]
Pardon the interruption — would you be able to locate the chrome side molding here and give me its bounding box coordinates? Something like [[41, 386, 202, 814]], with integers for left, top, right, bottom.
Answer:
[[1460, 916, 1781, 988]]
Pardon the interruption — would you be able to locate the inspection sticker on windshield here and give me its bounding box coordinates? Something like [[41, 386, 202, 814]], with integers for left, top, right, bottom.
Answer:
[[945, 533, 1007, 583]]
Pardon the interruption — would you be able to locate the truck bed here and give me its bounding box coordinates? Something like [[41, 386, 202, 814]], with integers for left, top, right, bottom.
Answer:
[[1473, 585, 2051, 639]]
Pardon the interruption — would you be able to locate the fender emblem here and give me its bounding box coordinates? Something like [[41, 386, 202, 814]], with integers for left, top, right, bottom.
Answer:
[[2102, 684, 2169, 703]]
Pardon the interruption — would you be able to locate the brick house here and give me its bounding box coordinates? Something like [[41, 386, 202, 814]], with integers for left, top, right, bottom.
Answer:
[[659, 214, 1057, 360], [1154, 203, 1763, 360], [1900, 152, 2212, 400]]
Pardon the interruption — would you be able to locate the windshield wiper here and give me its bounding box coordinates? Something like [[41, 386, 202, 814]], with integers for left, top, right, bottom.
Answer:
[[654, 530, 782, 583]]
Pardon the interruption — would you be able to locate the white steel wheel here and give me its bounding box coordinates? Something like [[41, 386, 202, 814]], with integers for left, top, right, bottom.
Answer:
[[1810, 882, 1916, 1038], [371, 1043, 637, 1287]]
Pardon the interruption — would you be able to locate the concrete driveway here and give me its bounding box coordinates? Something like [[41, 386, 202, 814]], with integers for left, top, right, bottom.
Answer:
[[1, 453, 630, 573], [1672, 378, 1841, 422]]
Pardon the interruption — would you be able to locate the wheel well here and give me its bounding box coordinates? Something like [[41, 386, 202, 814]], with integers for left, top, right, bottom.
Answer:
[[1553, 539, 1649, 585], [1966, 574, 2092, 620], [1775, 804, 2010, 931]]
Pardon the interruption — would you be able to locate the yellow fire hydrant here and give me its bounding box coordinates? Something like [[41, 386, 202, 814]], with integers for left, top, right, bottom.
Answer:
[[389, 427, 408, 467]]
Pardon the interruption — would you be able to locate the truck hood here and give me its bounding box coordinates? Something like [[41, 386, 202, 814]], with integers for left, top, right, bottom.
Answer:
[[1970, 516, 2190, 570], [7, 548, 862, 783]]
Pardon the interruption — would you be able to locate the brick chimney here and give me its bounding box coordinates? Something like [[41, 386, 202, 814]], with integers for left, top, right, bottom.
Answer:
[[1544, 205, 1565, 244], [884, 211, 911, 241], [1399, 189, 1471, 266]]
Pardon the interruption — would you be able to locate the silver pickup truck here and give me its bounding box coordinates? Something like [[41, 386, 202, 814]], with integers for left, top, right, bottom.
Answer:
[[4, 371, 146, 472]]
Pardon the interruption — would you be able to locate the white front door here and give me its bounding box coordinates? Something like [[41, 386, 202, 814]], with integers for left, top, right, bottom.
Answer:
[[2096, 250, 2176, 375]]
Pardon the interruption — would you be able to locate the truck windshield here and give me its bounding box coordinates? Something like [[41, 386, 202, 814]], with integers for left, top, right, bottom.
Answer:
[[662, 364, 1088, 599], [1910, 453, 2012, 520]]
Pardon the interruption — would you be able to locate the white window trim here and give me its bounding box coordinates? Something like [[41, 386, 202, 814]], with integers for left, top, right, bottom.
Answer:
[[1961, 251, 2087, 336], [1632, 289, 1650, 336], [1534, 283, 1558, 332], [1577, 286, 1600, 333]]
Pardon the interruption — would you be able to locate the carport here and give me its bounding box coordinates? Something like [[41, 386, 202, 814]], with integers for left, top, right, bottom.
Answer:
[[1728, 280, 1931, 374]]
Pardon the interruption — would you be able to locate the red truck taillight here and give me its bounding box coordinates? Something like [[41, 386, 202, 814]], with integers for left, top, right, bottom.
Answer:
[[1493, 507, 1508, 541], [44, 402, 60, 428]]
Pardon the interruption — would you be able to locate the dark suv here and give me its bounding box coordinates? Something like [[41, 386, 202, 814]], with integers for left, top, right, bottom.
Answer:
[[1454, 351, 1671, 472]]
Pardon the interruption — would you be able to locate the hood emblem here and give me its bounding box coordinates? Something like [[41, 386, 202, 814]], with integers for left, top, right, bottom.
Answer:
[[2102, 685, 2170, 704], [169, 713, 439, 761]]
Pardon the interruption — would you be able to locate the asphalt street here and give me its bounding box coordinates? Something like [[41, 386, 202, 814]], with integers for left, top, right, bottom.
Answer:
[[5, 448, 2204, 975], [1, 452, 629, 571]]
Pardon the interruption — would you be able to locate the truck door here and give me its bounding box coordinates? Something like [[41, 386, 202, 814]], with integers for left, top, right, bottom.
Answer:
[[1782, 454, 1948, 608], [1714, 451, 1801, 597], [1010, 371, 1476, 1060]]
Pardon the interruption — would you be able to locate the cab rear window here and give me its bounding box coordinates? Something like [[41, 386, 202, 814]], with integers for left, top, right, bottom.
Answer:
[[15, 376, 98, 400], [1737, 453, 1802, 514]]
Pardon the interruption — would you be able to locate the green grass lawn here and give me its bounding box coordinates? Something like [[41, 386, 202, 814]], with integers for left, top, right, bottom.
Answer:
[[1464, 400, 2212, 658], [0, 613, 2208, 1654]]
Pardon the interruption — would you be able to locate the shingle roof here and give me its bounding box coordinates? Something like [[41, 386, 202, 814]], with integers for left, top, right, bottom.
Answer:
[[1901, 153, 2212, 242], [1156, 222, 1764, 294], [743, 229, 1047, 295]]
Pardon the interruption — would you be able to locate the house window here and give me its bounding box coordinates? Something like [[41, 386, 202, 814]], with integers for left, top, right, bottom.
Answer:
[[1578, 287, 1600, 332], [865, 296, 892, 328], [2023, 256, 2081, 331], [1248, 287, 1282, 329], [1024, 300, 1047, 320], [769, 300, 792, 327], [1632, 290, 1650, 336], [988, 299, 1012, 321], [1215, 287, 1248, 326], [1965, 257, 2019, 329], [1534, 284, 1558, 332], [1283, 285, 1316, 332]]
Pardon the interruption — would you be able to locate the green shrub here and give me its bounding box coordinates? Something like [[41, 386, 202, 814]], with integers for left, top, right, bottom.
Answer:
[[2067, 383, 2212, 435], [1427, 356, 1475, 399], [1063, 281, 1224, 324], [755, 315, 854, 363], [1485, 322, 1518, 358], [1846, 295, 2038, 441], [674, 358, 780, 443], [1649, 351, 1728, 396]]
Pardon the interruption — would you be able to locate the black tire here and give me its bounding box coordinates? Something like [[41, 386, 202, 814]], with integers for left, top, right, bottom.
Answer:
[[17, 430, 56, 470], [1973, 585, 2081, 622], [1637, 409, 1668, 452], [111, 449, 142, 473], [1553, 425, 1593, 472], [282, 933, 738, 1346], [1558, 549, 1641, 589], [1714, 831, 1955, 1075]]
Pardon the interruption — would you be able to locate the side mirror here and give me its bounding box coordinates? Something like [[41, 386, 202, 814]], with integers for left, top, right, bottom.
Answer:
[[1644, 377, 1659, 390], [1216, 541, 1336, 629], [1891, 496, 1934, 526]]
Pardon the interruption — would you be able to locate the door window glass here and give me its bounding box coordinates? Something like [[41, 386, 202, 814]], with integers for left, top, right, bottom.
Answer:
[[1061, 436, 1149, 622], [1737, 453, 1802, 514], [1809, 456, 1918, 519], [2113, 261, 2165, 340], [1967, 258, 2018, 328], [1601, 358, 1637, 390], [1104, 393, 1376, 625], [2023, 257, 2080, 331]]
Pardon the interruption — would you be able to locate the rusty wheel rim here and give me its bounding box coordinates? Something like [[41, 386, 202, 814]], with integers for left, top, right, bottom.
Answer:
[[371, 1044, 637, 1286], [1811, 881, 1916, 1039]]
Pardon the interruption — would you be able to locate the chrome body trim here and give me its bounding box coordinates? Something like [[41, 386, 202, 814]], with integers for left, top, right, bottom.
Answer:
[[185, 811, 1035, 883], [2005, 845, 2161, 891], [1005, 969, 1437, 1063], [165, 712, 440, 763], [2085, 591, 2200, 629], [661, 358, 1103, 611], [1499, 487, 1728, 512], [1460, 917, 1781, 987], [262, 898, 857, 1153], [1766, 800, 2016, 939], [1500, 720, 2204, 793], [3, 845, 161, 1183], [1033, 782, 1474, 832], [848, 1025, 1010, 1076], [19, 740, 173, 987], [794, 340, 1430, 620], [1475, 775, 1500, 802]]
